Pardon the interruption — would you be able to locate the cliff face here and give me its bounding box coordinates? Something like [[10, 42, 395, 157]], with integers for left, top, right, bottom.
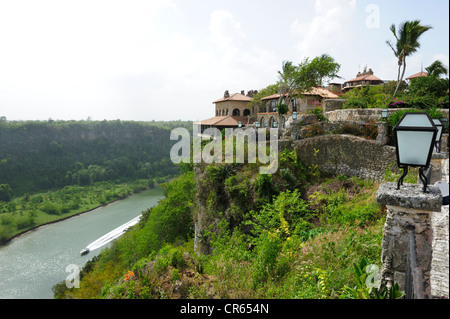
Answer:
[[192, 147, 319, 255], [193, 163, 259, 255]]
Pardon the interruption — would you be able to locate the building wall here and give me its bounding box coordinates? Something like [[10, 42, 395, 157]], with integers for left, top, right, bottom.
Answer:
[[256, 95, 324, 128], [215, 100, 251, 117]]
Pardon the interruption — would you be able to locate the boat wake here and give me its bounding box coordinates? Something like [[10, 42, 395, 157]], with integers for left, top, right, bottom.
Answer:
[[80, 215, 141, 255]]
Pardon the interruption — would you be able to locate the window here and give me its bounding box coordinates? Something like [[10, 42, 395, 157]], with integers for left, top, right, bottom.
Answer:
[[261, 117, 266, 128], [271, 100, 277, 112], [291, 99, 297, 112]]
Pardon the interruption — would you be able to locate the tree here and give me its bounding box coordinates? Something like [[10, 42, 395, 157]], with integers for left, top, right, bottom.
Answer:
[[426, 60, 448, 78], [306, 54, 342, 87], [0, 184, 12, 202], [386, 20, 432, 97], [275, 55, 341, 128]]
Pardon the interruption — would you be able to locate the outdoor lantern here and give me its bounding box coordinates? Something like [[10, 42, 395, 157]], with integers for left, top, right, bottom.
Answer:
[[381, 108, 389, 120], [432, 119, 443, 152], [393, 112, 438, 192], [255, 121, 260, 128], [273, 121, 278, 128], [292, 111, 298, 120], [238, 121, 242, 128], [440, 117, 449, 133]]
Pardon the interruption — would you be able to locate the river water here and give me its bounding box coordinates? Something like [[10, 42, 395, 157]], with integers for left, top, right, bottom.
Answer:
[[0, 187, 163, 299]]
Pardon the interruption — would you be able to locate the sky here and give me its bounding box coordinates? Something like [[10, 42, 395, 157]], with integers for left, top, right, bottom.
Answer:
[[0, 0, 448, 122]]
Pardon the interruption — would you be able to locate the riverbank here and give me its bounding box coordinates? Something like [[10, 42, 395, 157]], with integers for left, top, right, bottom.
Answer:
[[0, 178, 159, 246], [0, 186, 165, 299]]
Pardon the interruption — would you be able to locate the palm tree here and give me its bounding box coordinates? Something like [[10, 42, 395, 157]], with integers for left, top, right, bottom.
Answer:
[[426, 60, 448, 78], [386, 20, 432, 97]]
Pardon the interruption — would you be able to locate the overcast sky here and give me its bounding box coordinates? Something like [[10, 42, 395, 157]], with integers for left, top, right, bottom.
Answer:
[[0, 0, 448, 122]]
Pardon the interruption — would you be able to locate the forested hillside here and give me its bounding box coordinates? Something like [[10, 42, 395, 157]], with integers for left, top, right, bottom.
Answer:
[[0, 120, 192, 196]]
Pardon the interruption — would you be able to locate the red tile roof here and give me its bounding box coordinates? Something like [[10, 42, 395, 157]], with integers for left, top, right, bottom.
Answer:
[[213, 93, 252, 103], [196, 116, 255, 126], [261, 87, 338, 100], [344, 73, 382, 83], [406, 71, 428, 80]]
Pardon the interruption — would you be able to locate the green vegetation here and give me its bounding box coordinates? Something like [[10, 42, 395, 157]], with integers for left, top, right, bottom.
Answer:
[[0, 119, 193, 243], [0, 179, 155, 243], [0, 120, 191, 196], [54, 148, 396, 299]]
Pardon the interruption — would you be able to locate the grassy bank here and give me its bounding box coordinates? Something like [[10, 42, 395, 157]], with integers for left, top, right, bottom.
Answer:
[[54, 164, 394, 299], [0, 178, 157, 244]]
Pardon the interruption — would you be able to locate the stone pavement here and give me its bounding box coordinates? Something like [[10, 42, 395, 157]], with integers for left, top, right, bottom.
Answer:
[[430, 158, 449, 299]]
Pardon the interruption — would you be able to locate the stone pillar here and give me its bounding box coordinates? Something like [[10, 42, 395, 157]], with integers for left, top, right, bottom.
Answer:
[[376, 121, 389, 145], [441, 133, 449, 153], [376, 182, 442, 297]]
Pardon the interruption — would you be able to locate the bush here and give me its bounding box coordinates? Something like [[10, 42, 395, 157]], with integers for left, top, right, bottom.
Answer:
[[15, 215, 35, 230], [40, 202, 61, 215], [343, 96, 368, 109], [404, 94, 438, 109], [308, 107, 327, 122], [408, 76, 449, 98]]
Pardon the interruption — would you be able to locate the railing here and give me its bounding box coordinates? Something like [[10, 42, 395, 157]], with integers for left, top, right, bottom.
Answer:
[[405, 225, 428, 299]]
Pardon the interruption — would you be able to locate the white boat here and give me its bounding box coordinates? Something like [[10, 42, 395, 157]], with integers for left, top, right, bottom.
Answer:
[[80, 215, 141, 256]]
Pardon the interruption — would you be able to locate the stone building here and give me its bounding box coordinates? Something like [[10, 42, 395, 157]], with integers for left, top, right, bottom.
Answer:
[[256, 87, 338, 128], [342, 67, 384, 92], [197, 90, 257, 133]]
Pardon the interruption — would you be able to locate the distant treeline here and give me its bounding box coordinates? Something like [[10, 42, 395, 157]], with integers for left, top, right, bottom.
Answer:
[[0, 119, 192, 197]]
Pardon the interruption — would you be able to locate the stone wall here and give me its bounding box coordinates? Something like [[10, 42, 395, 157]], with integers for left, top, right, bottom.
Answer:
[[293, 134, 399, 181], [322, 99, 346, 113], [325, 108, 450, 123], [430, 158, 449, 298]]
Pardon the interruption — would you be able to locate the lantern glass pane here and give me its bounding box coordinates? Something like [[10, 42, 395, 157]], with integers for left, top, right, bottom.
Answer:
[[399, 113, 434, 127], [436, 125, 442, 141], [397, 130, 434, 166], [432, 119, 443, 141]]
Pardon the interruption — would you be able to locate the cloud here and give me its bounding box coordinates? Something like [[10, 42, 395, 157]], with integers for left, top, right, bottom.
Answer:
[[207, 10, 278, 91], [290, 0, 356, 60], [209, 10, 246, 49]]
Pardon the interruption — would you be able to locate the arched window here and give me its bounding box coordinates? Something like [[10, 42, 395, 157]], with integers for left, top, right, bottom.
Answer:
[[243, 109, 250, 116], [232, 109, 240, 116], [261, 117, 266, 128], [269, 116, 277, 128]]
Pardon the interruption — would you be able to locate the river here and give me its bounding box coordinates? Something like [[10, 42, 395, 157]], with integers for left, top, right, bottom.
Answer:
[[0, 186, 164, 299]]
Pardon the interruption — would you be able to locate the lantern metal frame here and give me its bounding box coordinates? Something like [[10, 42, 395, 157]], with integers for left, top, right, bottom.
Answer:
[[393, 112, 438, 192], [381, 108, 389, 120], [432, 119, 443, 152]]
